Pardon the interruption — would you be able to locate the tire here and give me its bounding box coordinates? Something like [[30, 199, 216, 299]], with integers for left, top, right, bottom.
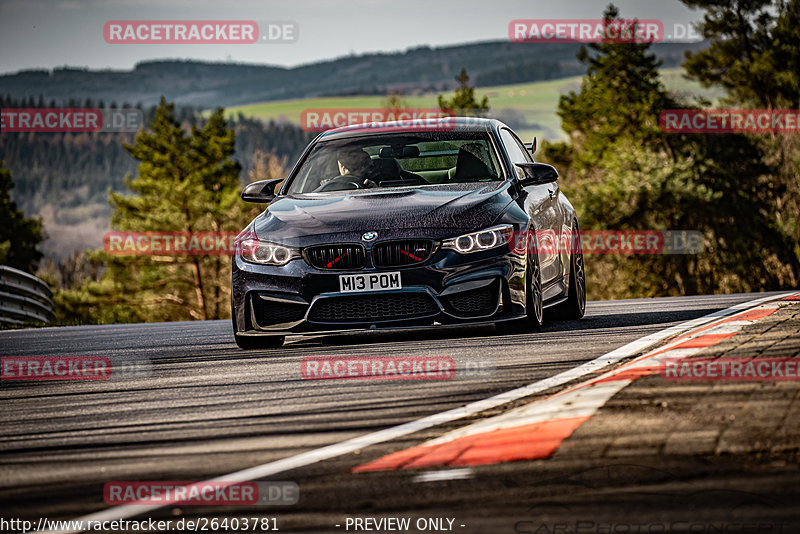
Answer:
[[495, 246, 544, 335], [552, 224, 586, 320], [231, 298, 285, 349], [234, 333, 285, 350], [525, 250, 544, 329]]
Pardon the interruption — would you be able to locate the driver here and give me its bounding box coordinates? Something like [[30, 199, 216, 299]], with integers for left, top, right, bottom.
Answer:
[[317, 148, 377, 190]]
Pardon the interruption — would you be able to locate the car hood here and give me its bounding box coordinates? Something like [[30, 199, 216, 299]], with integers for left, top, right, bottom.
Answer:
[[252, 182, 513, 240]]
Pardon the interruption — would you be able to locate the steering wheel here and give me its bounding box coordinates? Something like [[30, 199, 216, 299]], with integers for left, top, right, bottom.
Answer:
[[315, 176, 364, 192]]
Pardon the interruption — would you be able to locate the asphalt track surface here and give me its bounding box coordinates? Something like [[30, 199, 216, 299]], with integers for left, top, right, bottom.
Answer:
[[1, 292, 796, 533]]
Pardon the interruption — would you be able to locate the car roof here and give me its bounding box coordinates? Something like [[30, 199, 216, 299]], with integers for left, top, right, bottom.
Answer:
[[316, 116, 508, 141]]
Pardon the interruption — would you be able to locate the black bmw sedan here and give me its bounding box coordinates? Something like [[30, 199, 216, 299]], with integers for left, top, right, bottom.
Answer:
[[231, 117, 585, 349]]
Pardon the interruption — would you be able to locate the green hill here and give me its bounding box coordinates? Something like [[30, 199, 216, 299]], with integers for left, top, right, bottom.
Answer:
[[0, 41, 706, 110], [226, 68, 724, 142]]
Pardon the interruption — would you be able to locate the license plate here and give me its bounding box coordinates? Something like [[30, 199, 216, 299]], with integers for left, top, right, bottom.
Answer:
[[339, 272, 402, 293]]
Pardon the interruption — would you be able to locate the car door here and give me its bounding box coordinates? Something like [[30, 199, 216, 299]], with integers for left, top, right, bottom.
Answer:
[[498, 128, 564, 287]]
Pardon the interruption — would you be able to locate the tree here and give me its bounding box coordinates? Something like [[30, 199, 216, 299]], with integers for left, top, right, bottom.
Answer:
[[681, 0, 800, 109], [23, 102, 305, 325], [37, 249, 106, 325], [101, 97, 244, 322], [0, 161, 44, 272], [248, 149, 288, 192], [382, 92, 410, 113], [555, 5, 670, 171], [437, 68, 490, 116], [543, 4, 798, 299], [680, 0, 800, 279]]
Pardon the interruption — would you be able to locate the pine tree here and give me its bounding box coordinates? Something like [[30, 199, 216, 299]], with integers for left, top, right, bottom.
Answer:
[[682, 0, 799, 109], [0, 162, 44, 272], [102, 98, 244, 321], [679, 0, 800, 283], [556, 5, 671, 171], [437, 68, 490, 116], [543, 4, 798, 298]]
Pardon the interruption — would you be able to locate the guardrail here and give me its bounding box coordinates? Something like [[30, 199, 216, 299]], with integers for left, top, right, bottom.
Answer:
[[0, 265, 56, 325]]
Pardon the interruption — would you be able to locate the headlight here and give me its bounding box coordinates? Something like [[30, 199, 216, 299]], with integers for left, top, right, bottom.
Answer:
[[442, 225, 514, 254], [238, 238, 299, 266]]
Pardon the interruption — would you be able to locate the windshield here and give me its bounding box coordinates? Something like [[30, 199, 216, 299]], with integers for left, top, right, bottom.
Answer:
[[285, 132, 503, 194]]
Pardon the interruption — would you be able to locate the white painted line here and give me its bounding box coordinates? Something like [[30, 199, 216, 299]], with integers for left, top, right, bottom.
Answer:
[[407, 294, 799, 451], [412, 468, 474, 483], [44, 291, 796, 534], [584, 296, 797, 384]]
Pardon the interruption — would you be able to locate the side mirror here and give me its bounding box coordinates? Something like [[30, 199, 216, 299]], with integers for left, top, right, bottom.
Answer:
[[516, 162, 558, 186], [241, 178, 284, 203]]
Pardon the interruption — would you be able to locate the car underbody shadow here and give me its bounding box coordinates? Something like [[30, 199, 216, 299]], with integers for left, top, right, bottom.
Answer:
[[287, 304, 729, 348]]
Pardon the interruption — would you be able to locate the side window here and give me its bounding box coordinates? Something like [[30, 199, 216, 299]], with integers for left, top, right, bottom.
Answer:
[[499, 129, 532, 179]]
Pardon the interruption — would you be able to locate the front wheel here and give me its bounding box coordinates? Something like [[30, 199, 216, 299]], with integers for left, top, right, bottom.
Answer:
[[525, 252, 544, 329], [494, 252, 543, 335], [232, 299, 285, 349]]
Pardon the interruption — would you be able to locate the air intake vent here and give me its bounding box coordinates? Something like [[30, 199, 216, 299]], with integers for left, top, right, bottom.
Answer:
[[441, 280, 500, 318], [372, 240, 433, 267], [304, 244, 366, 270], [250, 295, 307, 327], [308, 293, 439, 323]]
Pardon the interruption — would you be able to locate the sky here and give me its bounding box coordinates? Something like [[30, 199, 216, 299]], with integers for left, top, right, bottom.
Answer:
[[0, 0, 704, 75]]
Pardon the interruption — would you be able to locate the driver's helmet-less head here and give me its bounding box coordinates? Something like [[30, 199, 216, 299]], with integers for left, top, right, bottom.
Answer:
[[337, 148, 372, 176]]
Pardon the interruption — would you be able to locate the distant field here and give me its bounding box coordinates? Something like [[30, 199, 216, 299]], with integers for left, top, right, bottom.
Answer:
[[226, 68, 724, 142]]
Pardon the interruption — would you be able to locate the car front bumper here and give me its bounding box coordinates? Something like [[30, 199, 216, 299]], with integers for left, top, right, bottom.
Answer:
[[232, 245, 527, 335]]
